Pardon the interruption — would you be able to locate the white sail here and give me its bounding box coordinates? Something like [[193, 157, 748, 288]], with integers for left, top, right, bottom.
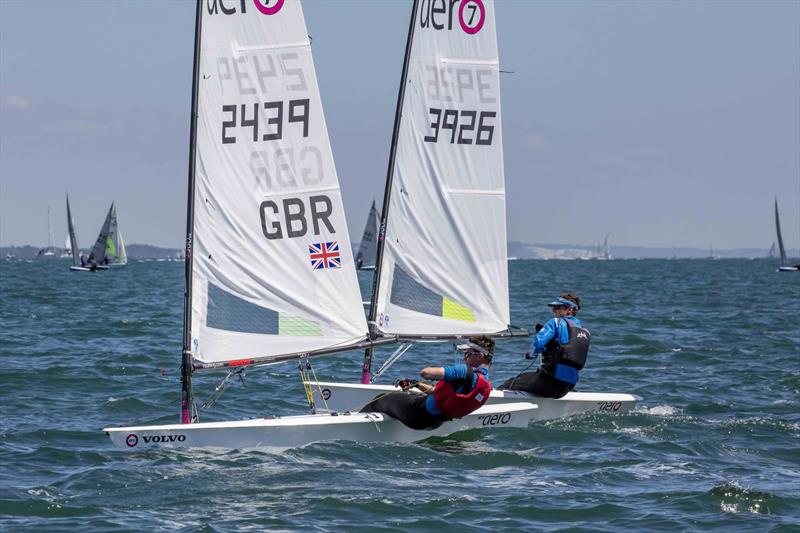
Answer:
[[355, 200, 380, 269], [189, 0, 366, 365], [117, 230, 128, 265], [61, 234, 72, 258], [66, 194, 81, 266], [374, 0, 509, 337]]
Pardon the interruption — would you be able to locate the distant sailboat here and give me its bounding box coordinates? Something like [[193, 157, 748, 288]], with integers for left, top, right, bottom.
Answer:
[[774, 197, 799, 272], [66, 194, 92, 272], [106, 208, 127, 267], [597, 233, 612, 260], [355, 200, 380, 270], [87, 203, 126, 268], [60, 234, 72, 258], [707, 245, 720, 260], [767, 242, 778, 259], [37, 206, 57, 256], [86, 203, 113, 270]]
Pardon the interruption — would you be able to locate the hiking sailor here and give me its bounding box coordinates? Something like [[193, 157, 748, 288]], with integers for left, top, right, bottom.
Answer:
[[498, 293, 590, 399], [360, 336, 494, 430]]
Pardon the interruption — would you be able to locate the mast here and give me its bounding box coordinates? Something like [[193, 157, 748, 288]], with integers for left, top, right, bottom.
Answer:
[[181, 0, 203, 424], [360, 0, 420, 384]]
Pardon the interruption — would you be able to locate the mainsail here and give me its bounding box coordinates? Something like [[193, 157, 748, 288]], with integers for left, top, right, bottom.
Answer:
[[88, 203, 114, 263], [355, 200, 380, 269], [104, 205, 127, 266], [371, 0, 510, 338], [66, 194, 81, 266], [775, 197, 788, 266], [187, 0, 367, 367]]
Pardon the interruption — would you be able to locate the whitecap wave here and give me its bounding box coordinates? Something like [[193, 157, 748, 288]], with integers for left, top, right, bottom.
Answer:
[[637, 405, 681, 416]]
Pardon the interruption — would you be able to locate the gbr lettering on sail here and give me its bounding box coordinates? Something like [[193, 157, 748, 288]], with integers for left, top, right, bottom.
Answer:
[[209, 0, 335, 242]]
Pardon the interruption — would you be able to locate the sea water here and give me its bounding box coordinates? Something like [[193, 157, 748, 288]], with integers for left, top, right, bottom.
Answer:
[[1, 258, 798, 531]]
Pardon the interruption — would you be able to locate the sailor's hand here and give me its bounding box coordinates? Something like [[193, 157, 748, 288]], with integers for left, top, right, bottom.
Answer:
[[524, 351, 534, 360], [394, 378, 413, 391], [535, 323, 544, 333], [415, 382, 434, 394]]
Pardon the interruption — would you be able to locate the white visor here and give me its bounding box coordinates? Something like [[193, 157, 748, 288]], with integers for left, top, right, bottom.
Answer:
[[456, 342, 491, 356]]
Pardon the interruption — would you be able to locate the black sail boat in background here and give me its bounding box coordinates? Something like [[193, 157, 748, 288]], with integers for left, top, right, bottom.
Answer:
[[66, 194, 92, 272], [355, 200, 380, 270], [775, 197, 799, 272]]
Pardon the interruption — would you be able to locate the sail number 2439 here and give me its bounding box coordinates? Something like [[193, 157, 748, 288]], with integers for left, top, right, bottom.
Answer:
[[424, 108, 496, 145]]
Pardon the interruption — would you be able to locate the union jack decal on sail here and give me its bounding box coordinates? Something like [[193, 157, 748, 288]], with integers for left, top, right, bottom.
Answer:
[[309, 241, 341, 270]]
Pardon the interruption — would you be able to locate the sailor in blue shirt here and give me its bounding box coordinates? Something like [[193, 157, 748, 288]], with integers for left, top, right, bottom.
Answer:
[[498, 293, 590, 398]]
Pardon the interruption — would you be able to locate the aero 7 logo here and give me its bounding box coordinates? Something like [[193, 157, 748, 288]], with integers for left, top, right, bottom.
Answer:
[[206, 0, 284, 16], [419, 0, 485, 35]]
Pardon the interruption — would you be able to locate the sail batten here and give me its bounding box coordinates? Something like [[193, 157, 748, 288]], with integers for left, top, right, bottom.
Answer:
[[188, 0, 367, 366]]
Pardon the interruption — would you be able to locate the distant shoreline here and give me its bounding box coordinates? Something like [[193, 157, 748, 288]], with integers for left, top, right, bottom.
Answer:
[[3, 242, 796, 260]]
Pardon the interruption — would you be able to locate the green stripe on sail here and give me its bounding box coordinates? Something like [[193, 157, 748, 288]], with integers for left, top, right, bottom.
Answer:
[[105, 235, 118, 258], [279, 313, 323, 336], [442, 297, 475, 322]]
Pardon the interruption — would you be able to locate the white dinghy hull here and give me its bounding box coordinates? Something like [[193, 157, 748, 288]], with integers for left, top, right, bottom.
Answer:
[[104, 402, 537, 451], [307, 382, 639, 421]]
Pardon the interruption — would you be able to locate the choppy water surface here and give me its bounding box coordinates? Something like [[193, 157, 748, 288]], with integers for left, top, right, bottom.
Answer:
[[1, 258, 798, 531]]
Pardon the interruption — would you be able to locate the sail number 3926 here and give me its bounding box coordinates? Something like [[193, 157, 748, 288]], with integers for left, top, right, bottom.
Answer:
[[423, 108, 495, 145]]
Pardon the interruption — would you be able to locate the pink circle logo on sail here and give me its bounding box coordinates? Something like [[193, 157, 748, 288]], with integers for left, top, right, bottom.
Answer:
[[126, 433, 139, 447], [459, 0, 485, 35], [253, 0, 284, 15]]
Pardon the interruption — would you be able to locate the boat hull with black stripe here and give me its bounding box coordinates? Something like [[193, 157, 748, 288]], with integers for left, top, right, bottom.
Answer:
[[104, 402, 537, 450]]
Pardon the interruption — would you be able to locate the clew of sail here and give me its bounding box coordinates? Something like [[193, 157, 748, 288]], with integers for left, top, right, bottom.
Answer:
[[66, 194, 81, 266], [373, 0, 510, 337], [355, 200, 380, 269], [189, 0, 367, 366]]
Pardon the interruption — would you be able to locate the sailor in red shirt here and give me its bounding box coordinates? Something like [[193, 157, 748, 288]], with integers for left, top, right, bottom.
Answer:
[[360, 336, 494, 430]]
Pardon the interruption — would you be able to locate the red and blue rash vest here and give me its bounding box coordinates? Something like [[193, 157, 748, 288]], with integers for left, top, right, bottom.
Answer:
[[427, 364, 492, 419]]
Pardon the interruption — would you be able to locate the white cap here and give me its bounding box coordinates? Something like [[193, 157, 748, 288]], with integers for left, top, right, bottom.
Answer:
[[456, 341, 492, 357]]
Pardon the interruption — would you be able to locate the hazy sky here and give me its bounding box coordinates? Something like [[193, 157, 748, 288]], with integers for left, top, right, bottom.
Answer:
[[1, 0, 798, 250]]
